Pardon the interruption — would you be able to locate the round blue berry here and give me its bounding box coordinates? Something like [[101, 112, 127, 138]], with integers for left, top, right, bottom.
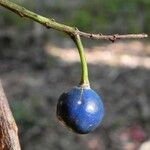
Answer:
[[56, 86, 104, 134]]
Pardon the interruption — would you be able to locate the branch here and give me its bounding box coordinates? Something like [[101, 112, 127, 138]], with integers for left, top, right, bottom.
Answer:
[[0, 80, 21, 150], [0, 0, 148, 41]]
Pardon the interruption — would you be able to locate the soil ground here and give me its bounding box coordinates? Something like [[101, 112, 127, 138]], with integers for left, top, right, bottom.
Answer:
[[0, 38, 150, 150]]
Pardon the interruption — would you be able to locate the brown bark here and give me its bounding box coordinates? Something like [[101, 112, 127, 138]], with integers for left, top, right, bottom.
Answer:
[[0, 80, 21, 150]]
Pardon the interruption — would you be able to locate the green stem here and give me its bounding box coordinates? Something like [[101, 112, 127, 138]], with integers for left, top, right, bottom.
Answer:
[[73, 34, 90, 87]]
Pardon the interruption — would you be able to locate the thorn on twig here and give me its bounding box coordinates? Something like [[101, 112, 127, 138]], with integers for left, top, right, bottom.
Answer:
[[15, 10, 24, 17], [109, 34, 118, 42], [45, 22, 51, 29], [90, 34, 94, 38], [99, 33, 103, 36], [18, 12, 24, 17], [18, 7, 26, 17]]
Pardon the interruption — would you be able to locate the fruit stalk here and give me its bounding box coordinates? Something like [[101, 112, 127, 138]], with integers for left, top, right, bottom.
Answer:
[[73, 34, 89, 87]]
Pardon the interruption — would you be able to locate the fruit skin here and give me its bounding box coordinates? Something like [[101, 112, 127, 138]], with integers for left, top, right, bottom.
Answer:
[[56, 86, 104, 134]]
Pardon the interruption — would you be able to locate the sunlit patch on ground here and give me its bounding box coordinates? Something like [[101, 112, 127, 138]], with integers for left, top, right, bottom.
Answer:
[[45, 41, 150, 69]]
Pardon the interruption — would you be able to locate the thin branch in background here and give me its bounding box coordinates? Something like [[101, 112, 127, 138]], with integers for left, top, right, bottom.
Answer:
[[78, 32, 148, 42], [0, 0, 148, 41]]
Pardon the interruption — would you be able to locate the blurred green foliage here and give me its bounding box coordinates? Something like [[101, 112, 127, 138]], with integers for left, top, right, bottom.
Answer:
[[1, 11, 30, 28], [70, 10, 92, 31], [70, 0, 150, 33]]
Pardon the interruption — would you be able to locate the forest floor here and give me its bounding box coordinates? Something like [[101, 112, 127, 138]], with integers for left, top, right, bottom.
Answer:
[[0, 38, 150, 150]]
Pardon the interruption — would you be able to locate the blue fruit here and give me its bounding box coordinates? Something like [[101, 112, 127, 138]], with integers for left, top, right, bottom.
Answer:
[[56, 86, 104, 134]]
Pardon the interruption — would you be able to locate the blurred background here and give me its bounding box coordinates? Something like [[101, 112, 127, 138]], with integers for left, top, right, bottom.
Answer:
[[0, 0, 150, 150]]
